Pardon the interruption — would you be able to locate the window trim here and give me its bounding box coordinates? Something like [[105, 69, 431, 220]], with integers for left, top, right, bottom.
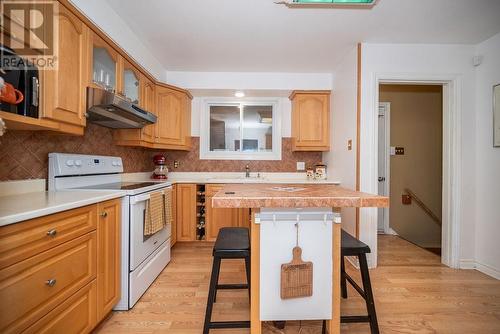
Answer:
[[200, 98, 282, 160]]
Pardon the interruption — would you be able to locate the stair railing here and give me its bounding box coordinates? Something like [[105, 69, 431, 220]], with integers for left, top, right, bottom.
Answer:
[[403, 188, 442, 226]]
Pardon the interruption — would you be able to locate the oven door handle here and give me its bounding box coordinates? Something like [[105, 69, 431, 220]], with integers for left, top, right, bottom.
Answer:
[[129, 189, 167, 204]]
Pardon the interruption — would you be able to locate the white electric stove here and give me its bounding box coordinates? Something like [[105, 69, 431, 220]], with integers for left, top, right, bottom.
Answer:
[[48, 153, 172, 310]]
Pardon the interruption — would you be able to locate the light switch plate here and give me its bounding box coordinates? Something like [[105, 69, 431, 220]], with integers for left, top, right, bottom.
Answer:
[[297, 161, 305, 171]]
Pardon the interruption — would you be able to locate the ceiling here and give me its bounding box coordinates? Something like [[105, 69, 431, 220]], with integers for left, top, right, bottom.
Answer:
[[105, 0, 500, 73]]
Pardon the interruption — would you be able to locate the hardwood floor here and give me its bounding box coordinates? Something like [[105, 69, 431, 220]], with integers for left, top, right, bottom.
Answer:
[[96, 236, 500, 334]]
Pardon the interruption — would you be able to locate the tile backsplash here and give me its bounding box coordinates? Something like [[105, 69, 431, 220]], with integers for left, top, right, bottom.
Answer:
[[0, 124, 153, 181], [0, 124, 322, 181], [164, 137, 322, 173]]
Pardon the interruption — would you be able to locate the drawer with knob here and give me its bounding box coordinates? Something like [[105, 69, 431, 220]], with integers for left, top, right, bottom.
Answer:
[[0, 204, 97, 269], [0, 231, 97, 334]]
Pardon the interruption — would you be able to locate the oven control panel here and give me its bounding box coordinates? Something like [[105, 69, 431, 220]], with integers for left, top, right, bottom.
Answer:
[[49, 153, 123, 177]]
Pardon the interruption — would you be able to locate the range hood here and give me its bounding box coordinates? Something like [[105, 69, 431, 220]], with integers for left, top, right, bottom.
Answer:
[[86, 87, 157, 129]]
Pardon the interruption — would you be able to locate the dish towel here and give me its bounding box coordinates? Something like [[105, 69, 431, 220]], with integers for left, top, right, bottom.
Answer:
[[163, 187, 173, 227], [144, 191, 165, 236]]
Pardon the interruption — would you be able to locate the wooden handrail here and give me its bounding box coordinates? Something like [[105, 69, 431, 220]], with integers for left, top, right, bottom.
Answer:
[[404, 188, 442, 226]]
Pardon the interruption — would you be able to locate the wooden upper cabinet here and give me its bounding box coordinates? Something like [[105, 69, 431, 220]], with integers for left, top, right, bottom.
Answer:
[[89, 32, 120, 92], [289, 91, 331, 151], [39, 4, 88, 133], [155, 85, 192, 150], [140, 76, 157, 143], [120, 59, 141, 104], [113, 73, 156, 146]]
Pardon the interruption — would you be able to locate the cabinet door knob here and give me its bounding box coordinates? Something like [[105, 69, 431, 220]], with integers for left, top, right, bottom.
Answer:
[[46, 229, 57, 237], [46, 279, 57, 287], [100, 211, 108, 217]]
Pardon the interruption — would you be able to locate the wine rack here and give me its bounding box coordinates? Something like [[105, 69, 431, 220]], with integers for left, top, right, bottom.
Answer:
[[196, 184, 206, 240]]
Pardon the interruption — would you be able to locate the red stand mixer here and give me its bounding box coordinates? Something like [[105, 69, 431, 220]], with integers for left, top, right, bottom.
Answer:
[[152, 154, 168, 179]]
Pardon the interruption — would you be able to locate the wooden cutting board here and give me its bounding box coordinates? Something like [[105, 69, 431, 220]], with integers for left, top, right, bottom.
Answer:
[[280, 246, 313, 299]]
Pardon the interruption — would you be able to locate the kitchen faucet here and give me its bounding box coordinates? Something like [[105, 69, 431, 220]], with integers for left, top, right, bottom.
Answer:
[[245, 165, 250, 178]]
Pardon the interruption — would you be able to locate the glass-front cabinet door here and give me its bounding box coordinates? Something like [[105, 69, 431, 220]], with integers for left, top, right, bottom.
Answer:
[[121, 60, 141, 105], [90, 32, 119, 92]]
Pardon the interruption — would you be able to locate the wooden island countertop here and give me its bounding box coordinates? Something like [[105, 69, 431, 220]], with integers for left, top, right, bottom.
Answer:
[[212, 183, 389, 208]]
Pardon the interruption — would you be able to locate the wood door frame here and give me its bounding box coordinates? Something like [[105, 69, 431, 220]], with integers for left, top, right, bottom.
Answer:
[[363, 74, 462, 268]]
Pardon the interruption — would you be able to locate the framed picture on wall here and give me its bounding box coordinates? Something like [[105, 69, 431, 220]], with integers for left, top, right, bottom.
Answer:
[[495, 84, 500, 147]]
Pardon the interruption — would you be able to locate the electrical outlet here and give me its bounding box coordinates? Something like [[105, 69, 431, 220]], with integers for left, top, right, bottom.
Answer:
[[296, 161, 305, 171], [395, 147, 405, 155], [173, 160, 180, 168]]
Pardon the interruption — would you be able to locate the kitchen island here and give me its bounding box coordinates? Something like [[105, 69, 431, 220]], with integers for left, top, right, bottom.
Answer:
[[212, 183, 388, 334]]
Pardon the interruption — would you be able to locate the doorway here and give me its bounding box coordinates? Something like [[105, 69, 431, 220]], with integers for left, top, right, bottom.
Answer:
[[377, 84, 443, 257]]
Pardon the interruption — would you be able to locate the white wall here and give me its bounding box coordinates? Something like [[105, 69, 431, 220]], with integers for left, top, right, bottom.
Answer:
[[69, 0, 166, 81], [360, 43, 477, 268], [166, 71, 332, 91], [474, 32, 500, 279], [322, 46, 358, 237]]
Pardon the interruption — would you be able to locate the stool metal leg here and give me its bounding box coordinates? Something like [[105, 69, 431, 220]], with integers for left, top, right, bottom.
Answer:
[[214, 258, 223, 303], [341, 255, 347, 298], [203, 256, 221, 334], [358, 254, 379, 334], [244, 255, 251, 300]]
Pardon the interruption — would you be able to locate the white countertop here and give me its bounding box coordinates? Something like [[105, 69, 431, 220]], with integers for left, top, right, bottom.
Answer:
[[0, 172, 339, 227], [0, 190, 125, 227], [123, 172, 341, 185]]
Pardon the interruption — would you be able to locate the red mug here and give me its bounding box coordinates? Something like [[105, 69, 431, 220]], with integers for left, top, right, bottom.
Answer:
[[0, 83, 24, 105]]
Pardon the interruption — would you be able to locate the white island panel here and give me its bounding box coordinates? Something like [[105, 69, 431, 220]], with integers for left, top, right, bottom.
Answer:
[[258, 208, 333, 321]]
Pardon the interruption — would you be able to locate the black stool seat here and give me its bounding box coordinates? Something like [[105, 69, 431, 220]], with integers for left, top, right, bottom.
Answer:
[[341, 229, 370, 256], [203, 227, 251, 334], [213, 227, 250, 257]]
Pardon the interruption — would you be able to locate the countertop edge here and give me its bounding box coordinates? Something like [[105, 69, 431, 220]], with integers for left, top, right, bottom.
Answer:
[[0, 191, 125, 227]]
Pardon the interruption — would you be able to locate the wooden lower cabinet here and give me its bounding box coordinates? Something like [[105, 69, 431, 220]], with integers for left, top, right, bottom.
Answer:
[[96, 199, 121, 321], [0, 204, 97, 270], [171, 185, 177, 246], [0, 232, 97, 334], [205, 184, 250, 241], [24, 280, 97, 334], [0, 199, 121, 334], [176, 184, 197, 241]]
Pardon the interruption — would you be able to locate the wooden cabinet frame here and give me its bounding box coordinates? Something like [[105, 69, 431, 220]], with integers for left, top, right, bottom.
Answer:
[[205, 184, 250, 241], [89, 31, 121, 92], [176, 184, 197, 242], [290, 90, 331, 151], [2, 0, 193, 144], [96, 199, 121, 321]]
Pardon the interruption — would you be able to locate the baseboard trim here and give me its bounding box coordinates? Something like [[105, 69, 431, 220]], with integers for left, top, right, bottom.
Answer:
[[459, 259, 476, 270], [475, 262, 500, 280], [459, 259, 500, 280]]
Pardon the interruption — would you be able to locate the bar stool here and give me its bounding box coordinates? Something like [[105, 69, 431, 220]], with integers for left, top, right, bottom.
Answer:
[[203, 227, 251, 334], [322, 230, 379, 334], [340, 229, 379, 333]]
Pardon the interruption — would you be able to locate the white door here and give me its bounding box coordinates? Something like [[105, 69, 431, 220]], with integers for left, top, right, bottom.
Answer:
[[378, 103, 390, 233]]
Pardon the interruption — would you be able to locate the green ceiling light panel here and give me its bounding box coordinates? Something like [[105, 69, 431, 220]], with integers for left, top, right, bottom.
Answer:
[[293, 0, 375, 3], [277, 0, 377, 8]]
